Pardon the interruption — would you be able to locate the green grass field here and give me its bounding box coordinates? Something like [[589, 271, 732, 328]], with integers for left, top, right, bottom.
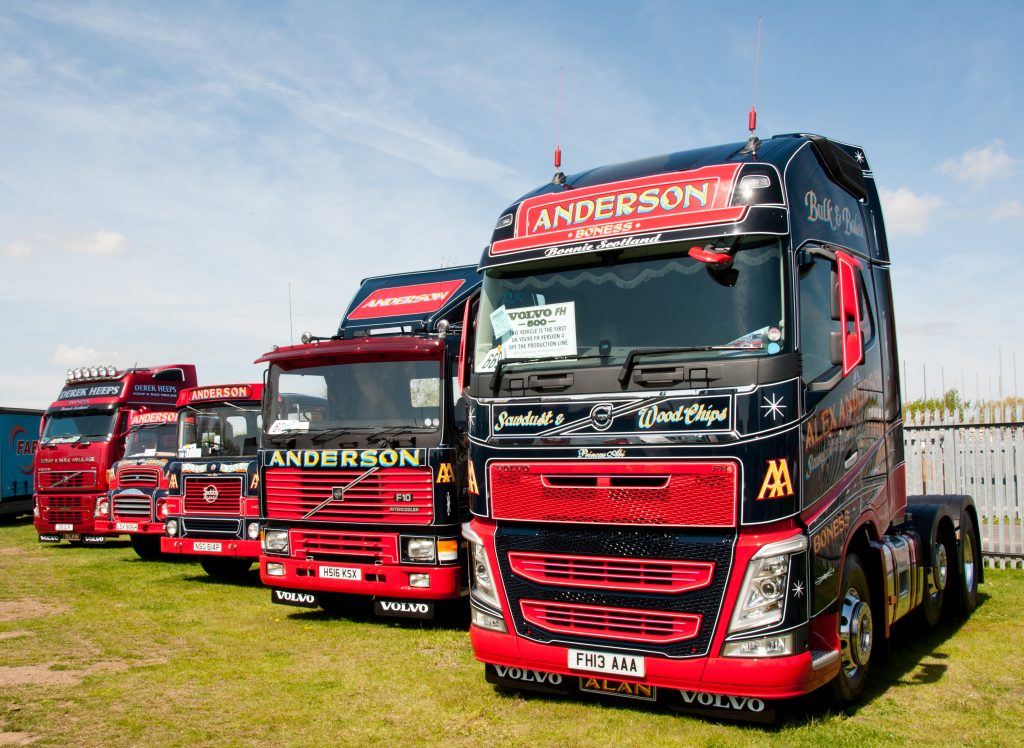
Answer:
[[1, 518, 1022, 747]]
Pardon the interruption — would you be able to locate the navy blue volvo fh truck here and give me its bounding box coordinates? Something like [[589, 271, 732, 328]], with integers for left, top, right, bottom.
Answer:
[[459, 133, 981, 719]]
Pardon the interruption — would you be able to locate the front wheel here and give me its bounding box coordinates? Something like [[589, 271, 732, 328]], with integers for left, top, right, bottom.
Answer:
[[832, 553, 873, 704], [199, 557, 252, 581], [130, 534, 162, 560]]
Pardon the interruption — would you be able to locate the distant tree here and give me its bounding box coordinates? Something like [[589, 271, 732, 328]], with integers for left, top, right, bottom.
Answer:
[[903, 388, 969, 417]]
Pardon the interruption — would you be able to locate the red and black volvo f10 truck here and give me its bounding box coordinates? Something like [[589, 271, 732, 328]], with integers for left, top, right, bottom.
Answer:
[[34, 364, 198, 545], [258, 265, 480, 619], [461, 134, 981, 720], [94, 410, 179, 558], [160, 384, 264, 579]]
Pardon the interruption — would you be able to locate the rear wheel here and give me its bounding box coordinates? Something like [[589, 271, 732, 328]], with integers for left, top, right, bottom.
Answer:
[[832, 554, 873, 704], [130, 535, 162, 560], [956, 512, 980, 615], [921, 530, 954, 625], [199, 557, 252, 580]]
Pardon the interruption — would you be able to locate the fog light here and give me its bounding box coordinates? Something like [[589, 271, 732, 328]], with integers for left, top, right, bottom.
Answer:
[[437, 538, 459, 563], [471, 605, 507, 633], [165, 519, 178, 536], [409, 573, 431, 588], [722, 632, 796, 658], [405, 537, 436, 562], [266, 562, 285, 577], [247, 522, 260, 540]]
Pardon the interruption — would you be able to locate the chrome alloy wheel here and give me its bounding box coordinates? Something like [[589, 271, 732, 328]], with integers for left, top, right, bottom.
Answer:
[[839, 587, 873, 677]]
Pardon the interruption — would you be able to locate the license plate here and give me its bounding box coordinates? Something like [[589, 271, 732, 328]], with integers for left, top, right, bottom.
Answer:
[[579, 676, 657, 701], [194, 542, 222, 553], [55, 524, 74, 532], [115, 522, 138, 532], [319, 565, 361, 581], [568, 648, 645, 678]]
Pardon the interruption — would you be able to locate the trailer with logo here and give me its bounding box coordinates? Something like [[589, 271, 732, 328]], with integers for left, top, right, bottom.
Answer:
[[460, 134, 981, 719], [1, 407, 43, 518], [159, 384, 264, 578], [258, 265, 480, 619], [34, 364, 198, 544]]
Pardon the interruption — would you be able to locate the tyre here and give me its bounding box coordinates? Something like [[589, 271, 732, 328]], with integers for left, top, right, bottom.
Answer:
[[130, 535, 162, 560], [832, 553, 873, 704], [956, 512, 980, 615], [199, 557, 253, 580], [921, 529, 954, 626]]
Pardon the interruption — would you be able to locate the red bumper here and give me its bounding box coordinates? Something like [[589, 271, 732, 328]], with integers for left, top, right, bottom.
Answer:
[[260, 554, 463, 600], [469, 625, 832, 699], [94, 519, 164, 535], [162, 537, 261, 559]]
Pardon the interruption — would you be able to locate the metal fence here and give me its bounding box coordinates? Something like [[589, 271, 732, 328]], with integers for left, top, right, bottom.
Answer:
[[904, 405, 1023, 568]]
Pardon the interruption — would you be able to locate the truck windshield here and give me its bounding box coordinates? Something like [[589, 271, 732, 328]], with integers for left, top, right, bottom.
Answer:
[[474, 237, 786, 372], [124, 423, 178, 457], [265, 360, 442, 438], [178, 404, 262, 458], [41, 411, 117, 442]]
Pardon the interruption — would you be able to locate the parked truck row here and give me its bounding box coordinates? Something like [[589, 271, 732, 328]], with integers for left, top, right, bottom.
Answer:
[[21, 132, 981, 721]]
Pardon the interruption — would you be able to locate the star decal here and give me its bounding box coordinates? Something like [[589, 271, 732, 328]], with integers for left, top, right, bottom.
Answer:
[[854, 150, 865, 164], [466, 402, 477, 433], [792, 580, 805, 598], [761, 393, 786, 421]]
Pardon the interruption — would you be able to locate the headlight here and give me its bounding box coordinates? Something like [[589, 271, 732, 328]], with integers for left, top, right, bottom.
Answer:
[[247, 522, 260, 540], [263, 529, 289, 554], [156, 502, 167, 519], [405, 537, 436, 562], [728, 535, 806, 635], [94, 499, 109, 518], [165, 519, 178, 536]]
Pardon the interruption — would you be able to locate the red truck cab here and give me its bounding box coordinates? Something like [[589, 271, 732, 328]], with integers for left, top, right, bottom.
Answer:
[[34, 364, 197, 545], [160, 384, 264, 579]]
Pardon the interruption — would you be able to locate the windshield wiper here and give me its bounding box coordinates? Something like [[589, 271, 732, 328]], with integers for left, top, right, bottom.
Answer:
[[364, 427, 416, 448], [618, 346, 749, 387], [490, 355, 605, 395], [310, 428, 357, 445]]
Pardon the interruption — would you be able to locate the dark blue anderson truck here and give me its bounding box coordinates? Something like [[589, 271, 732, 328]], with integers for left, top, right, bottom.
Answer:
[[1, 408, 43, 518], [259, 265, 480, 619], [460, 133, 981, 720]]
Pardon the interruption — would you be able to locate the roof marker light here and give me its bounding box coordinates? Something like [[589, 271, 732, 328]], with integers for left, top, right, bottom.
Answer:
[[739, 174, 771, 190]]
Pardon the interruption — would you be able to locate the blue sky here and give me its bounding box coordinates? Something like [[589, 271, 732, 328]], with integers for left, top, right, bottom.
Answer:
[[1, 0, 1022, 407]]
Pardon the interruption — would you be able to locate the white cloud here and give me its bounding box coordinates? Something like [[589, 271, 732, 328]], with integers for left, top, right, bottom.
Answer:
[[992, 200, 1024, 220], [1, 239, 31, 258], [879, 188, 945, 236], [65, 230, 127, 256], [51, 344, 122, 368], [938, 140, 1020, 183]]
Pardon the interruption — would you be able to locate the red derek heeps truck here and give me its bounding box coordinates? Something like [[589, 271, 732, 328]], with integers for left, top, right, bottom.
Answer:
[[159, 384, 264, 578], [258, 265, 480, 619], [461, 134, 982, 720], [94, 409, 180, 559], [34, 364, 198, 545]]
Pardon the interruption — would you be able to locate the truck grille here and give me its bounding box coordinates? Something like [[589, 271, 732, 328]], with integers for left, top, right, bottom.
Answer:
[[116, 467, 161, 488], [183, 475, 244, 515], [112, 493, 153, 518], [264, 468, 434, 524], [182, 518, 242, 536], [507, 552, 715, 594], [488, 461, 737, 528], [520, 600, 702, 644], [495, 526, 735, 658], [42, 495, 92, 524], [38, 470, 97, 490], [290, 529, 398, 563]]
